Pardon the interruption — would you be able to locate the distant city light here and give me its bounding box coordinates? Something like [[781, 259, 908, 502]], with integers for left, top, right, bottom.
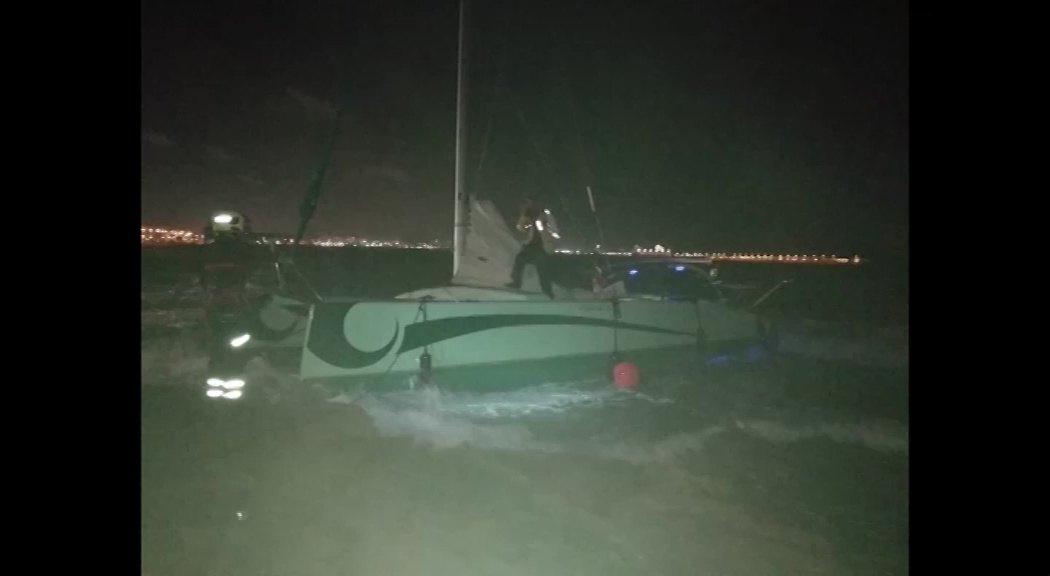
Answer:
[[141, 224, 861, 264], [141, 226, 205, 245]]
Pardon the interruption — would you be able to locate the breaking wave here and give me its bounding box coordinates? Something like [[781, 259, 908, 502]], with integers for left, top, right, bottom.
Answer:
[[325, 382, 907, 463], [777, 319, 908, 367], [732, 417, 908, 453]]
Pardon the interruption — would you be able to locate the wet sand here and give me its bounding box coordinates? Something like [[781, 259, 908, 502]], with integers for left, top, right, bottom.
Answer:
[[142, 358, 907, 576]]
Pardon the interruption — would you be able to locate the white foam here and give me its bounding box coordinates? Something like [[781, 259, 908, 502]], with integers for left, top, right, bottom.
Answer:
[[583, 427, 731, 465], [326, 383, 669, 454], [733, 417, 908, 453], [353, 392, 541, 451], [778, 321, 909, 367]]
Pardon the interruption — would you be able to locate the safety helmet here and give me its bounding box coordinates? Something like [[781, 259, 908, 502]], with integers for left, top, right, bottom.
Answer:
[[207, 211, 250, 236]]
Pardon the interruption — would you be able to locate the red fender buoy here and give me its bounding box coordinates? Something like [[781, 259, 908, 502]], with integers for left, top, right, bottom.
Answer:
[[611, 361, 639, 389]]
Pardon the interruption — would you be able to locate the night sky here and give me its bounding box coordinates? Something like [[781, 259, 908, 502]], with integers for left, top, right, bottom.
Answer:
[[141, 0, 908, 257]]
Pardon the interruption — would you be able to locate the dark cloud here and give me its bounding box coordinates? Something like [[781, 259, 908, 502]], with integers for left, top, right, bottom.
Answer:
[[141, 0, 907, 256], [236, 174, 267, 187], [204, 146, 234, 161], [285, 88, 338, 118], [143, 130, 175, 148]]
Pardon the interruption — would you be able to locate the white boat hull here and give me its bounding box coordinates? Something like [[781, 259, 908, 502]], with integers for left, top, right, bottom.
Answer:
[[298, 287, 764, 391]]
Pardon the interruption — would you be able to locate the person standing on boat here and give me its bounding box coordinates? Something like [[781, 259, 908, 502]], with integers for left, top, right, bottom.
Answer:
[[506, 196, 560, 298]]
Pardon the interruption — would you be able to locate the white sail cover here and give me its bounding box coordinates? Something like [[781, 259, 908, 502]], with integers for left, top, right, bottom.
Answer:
[[449, 198, 626, 300], [451, 199, 532, 289], [449, 199, 562, 293]]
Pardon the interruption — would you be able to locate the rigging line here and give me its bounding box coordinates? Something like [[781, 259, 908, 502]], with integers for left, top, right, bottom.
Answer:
[[545, 28, 609, 268], [554, 56, 606, 258], [546, 20, 594, 189], [499, 77, 584, 241], [476, 0, 588, 248], [472, 73, 499, 193], [472, 29, 510, 195], [469, 0, 513, 197], [563, 69, 593, 188], [562, 70, 611, 269], [496, 15, 596, 252], [500, 77, 551, 166]]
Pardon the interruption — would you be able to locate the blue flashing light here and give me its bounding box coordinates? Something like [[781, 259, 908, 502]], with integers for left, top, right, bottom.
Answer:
[[674, 265, 686, 272], [628, 269, 639, 276]]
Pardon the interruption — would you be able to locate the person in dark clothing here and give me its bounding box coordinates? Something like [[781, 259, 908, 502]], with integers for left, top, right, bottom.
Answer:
[[201, 235, 254, 296], [506, 197, 560, 299], [200, 211, 258, 303], [199, 211, 262, 385]]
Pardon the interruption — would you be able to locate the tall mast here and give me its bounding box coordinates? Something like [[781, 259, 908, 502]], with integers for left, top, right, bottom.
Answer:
[[452, 0, 470, 277]]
